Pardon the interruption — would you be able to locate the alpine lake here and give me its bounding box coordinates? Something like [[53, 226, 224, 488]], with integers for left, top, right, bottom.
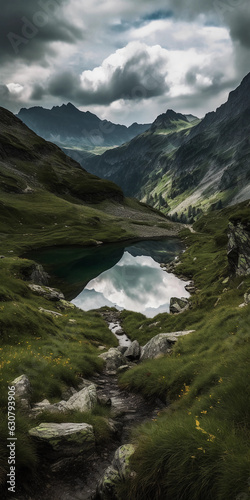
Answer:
[[25, 239, 189, 318]]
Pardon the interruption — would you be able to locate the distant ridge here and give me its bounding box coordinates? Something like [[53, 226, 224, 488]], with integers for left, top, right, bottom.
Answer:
[[17, 103, 150, 148]]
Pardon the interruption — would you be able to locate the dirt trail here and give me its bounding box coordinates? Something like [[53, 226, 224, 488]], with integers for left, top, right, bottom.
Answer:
[[16, 314, 165, 500]]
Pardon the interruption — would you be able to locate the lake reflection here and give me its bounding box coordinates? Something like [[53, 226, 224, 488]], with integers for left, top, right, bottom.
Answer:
[[72, 251, 189, 318]]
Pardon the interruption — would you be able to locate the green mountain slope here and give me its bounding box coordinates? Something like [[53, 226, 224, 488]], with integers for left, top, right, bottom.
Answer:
[[0, 106, 249, 499], [0, 106, 178, 255], [85, 73, 250, 219]]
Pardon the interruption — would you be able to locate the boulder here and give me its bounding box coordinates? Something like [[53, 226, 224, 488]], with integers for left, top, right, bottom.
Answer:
[[140, 331, 194, 361], [170, 297, 189, 314], [99, 348, 127, 374], [12, 375, 31, 408], [185, 282, 196, 293], [117, 365, 130, 374], [227, 222, 250, 276], [63, 384, 97, 412], [29, 422, 95, 460], [38, 307, 63, 317], [124, 340, 141, 361], [30, 263, 50, 285], [95, 444, 135, 499], [28, 284, 64, 301], [31, 384, 97, 416], [244, 291, 250, 304], [114, 328, 124, 336], [59, 299, 76, 309]]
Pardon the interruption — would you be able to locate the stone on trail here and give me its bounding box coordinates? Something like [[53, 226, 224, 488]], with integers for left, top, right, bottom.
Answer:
[[95, 444, 135, 499], [29, 422, 95, 459], [124, 340, 141, 361], [31, 384, 97, 415], [99, 348, 127, 374], [63, 384, 97, 412]]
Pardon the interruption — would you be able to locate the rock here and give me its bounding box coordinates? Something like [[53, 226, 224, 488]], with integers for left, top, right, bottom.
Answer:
[[38, 307, 63, 317], [99, 348, 127, 374], [77, 378, 96, 390], [12, 375, 31, 406], [95, 444, 135, 499], [31, 385, 97, 416], [148, 321, 160, 328], [170, 296, 189, 314], [29, 423, 95, 460], [61, 386, 77, 400], [63, 384, 97, 412], [69, 319, 77, 324], [98, 346, 107, 351], [31, 399, 59, 416], [97, 394, 112, 407], [114, 328, 124, 336], [117, 365, 130, 374], [140, 331, 194, 360], [30, 263, 50, 286], [227, 222, 250, 276], [117, 346, 127, 354], [244, 291, 250, 304], [124, 340, 141, 361], [28, 284, 64, 301], [58, 299, 76, 310], [185, 282, 196, 293], [0, 255, 5, 259]]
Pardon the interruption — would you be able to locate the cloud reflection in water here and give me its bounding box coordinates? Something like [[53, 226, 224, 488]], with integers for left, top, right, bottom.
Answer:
[[72, 252, 189, 318]]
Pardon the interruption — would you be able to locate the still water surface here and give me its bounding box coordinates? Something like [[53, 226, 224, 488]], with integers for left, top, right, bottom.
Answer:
[[25, 239, 189, 318]]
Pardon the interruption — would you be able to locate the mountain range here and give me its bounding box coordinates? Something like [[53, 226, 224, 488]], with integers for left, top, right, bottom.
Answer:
[[0, 106, 176, 256], [17, 103, 150, 149], [83, 73, 250, 219], [15, 73, 250, 221]]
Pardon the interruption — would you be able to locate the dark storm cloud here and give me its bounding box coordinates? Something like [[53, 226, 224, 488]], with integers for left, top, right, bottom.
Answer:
[[43, 46, 169, 105], [142, 9, 174, 21], [0, 0, 83, 63], [166, 0, 250, 48], [228, 9, 250, 47], [30, 84, 45, 100], [0, 85, 11, 100]]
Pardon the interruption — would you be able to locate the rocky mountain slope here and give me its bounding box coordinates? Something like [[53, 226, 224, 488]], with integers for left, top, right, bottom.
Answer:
[[84, 73, 250, 219], [17, 103, 150, 149]]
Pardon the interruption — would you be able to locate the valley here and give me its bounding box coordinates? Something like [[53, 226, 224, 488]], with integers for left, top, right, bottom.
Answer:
[[0, 79, 250, 500]]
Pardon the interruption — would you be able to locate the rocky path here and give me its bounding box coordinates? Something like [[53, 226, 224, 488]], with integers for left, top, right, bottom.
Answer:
[[16, 313, 165, 500]]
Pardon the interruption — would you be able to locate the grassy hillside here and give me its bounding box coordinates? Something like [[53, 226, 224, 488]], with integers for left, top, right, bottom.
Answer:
[[116, 201, 250, 500], [0, 107, 180, 494]]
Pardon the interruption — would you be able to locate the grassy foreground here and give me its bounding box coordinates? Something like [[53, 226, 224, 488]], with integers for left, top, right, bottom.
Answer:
[[117, 202, 250, 500], [0, 255, 118, 488]]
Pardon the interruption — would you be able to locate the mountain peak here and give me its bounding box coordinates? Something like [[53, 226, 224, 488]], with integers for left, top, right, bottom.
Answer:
[[151, 109, 188, 131]]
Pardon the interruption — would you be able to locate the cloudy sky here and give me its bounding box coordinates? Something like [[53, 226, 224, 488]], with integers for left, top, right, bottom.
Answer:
[[1, 0, 250, 124]]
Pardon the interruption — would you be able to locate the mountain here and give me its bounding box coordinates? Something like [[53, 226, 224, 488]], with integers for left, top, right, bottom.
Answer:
[[17, 103, 150, 149], [84, 109, 199, 198], [84, 74, 250, 219], [0, 106, 177, 255]]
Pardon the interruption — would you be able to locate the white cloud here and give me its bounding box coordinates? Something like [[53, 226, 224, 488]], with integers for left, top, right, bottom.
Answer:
[[6, 83, 24, 95]]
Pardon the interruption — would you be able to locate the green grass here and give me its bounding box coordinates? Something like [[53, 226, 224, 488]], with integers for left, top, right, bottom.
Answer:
[[0, 254, 119, 487], [116, 201, 250, 499]]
